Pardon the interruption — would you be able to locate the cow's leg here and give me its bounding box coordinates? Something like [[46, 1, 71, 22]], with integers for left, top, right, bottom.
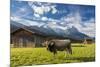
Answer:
[[65, 48, 72, 58], [67, 45, 72, 54], [65, 50, 67, 58], [53, 50, 57, 55], [68, 47, 72, 54], [53, 50, 57, 58], [65, 48, 69, 58]]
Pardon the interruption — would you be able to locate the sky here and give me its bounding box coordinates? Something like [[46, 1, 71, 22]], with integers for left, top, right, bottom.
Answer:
[[10, 0, 95, 37]]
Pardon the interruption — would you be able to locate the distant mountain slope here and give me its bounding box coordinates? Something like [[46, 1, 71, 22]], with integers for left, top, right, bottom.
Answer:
[[11, 20, 90, 40], [10, 20, 24, 32]]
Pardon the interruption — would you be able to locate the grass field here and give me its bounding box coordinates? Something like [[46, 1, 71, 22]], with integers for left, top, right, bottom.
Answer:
[[11, 44, 95, 67]]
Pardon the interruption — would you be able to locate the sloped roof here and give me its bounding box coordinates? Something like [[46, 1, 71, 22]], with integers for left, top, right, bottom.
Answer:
[[11, 27, 47, 37], [11, 21, 47, 37]]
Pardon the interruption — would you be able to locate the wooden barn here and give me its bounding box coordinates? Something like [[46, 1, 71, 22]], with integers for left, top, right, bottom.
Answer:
[[83, 38, 94, 44], [11, 28, 46, 47]]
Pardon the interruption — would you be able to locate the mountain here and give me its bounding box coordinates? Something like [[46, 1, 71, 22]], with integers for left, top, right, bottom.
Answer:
[[65, 26, 89, 40], [29, 25, 57, 36], [11, 20, 90, 40], [10, 20, 25, 32], [10, 20, 45, 35]]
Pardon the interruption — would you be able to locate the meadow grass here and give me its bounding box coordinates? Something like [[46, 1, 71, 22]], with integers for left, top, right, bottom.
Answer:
[[11, 44, 95, 67]]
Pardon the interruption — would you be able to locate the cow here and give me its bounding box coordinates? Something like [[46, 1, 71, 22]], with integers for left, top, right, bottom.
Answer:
[[44, 39, 72, 57]]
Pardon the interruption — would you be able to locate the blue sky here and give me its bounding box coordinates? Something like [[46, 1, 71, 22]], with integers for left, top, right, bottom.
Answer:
[[10, 0, 95, 37], [11, 0, 95, 21]]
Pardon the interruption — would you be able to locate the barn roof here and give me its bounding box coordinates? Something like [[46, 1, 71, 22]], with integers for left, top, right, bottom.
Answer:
[[11, 27, 47, 37]]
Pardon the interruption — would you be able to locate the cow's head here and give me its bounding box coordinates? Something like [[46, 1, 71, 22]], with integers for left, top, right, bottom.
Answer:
[[47, 41, 55, 52], [43, 39, 52, 47], [42, 41, 49, 47]]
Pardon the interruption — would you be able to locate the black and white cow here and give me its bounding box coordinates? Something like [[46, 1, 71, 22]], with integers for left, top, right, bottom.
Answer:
[[45, 39, 72, 56]]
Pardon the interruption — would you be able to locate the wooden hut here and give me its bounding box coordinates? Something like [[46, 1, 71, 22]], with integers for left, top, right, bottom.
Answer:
[[83, 38, 93, 44], [11, 28, 46, 48]]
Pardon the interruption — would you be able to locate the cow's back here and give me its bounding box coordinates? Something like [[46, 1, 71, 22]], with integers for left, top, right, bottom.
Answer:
[[52, 40, 71, 50]]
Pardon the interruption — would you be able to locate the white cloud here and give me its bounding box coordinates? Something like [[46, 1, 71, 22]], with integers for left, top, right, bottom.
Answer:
[[11, 16, 31, 26], [47, 22, 68, 30], [11, 16, 45, 27], [19, 8, 26, 13], [32, 5, 51, 15], [33, 6, 44, 15], [61, 12, 81, 23], [42, 5, 51, 13], [11, 6, 31, 19], [76, 18, 95, 37], [48, 17, 62, 22], [84, 18, 95, 23], [28, 1, 57, 16], [81, 21, 95, 37], [60, 12, 95, 37], [47, 22, 56, 27], [60, 22, 64, 25], [34, 13, 40, 18], [51, 6, 57, 14], [11, 16, 20, 21], [41, 17, 48, 21]]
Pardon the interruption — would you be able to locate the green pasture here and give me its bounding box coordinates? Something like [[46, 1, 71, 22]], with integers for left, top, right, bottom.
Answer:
[[11, 44, 95, 67]]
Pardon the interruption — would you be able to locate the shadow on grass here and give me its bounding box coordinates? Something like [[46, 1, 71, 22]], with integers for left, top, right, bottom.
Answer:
[[72, 45, 85, 47], [66, 57, 95, 62]]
